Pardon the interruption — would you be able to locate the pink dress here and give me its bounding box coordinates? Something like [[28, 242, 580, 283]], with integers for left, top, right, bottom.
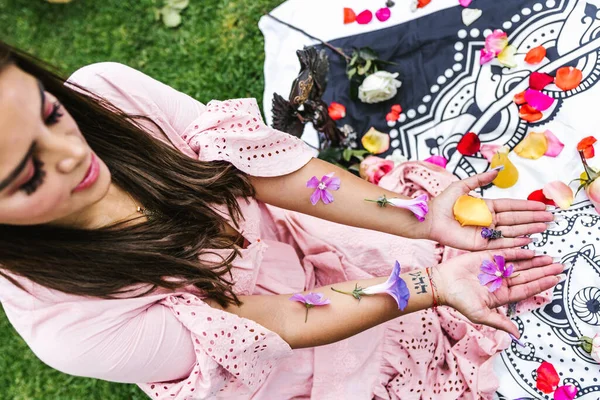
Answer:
[[0, 63, 542, 399]]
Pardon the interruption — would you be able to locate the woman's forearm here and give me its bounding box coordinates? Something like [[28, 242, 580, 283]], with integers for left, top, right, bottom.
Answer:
[[220, 267, 438, 349], [250, 158, 431, 240]]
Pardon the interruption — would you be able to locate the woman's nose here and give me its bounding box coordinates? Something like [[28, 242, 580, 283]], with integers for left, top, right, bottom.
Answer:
[[45, 134, 87, 174]]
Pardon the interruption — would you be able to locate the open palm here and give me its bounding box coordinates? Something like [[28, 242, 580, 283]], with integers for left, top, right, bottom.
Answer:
[[425, 169, 555, 251], [435, 248, 563, 336]]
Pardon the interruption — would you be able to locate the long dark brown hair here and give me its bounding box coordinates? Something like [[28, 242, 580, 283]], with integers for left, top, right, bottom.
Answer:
[[0, 42, 255, 307]]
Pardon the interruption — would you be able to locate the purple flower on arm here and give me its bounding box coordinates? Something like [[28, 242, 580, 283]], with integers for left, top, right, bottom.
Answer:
[[362, 261, 410, 310], [289, 292, 331, 322], [365, 194, 429, 222], [477, 255, 515, 293], [306, 173, 341, 205]]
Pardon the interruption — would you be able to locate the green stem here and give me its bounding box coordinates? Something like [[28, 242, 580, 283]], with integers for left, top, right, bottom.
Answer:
[[579, 151, 600, 181], [304, 306, 309, 323], [331, 287, 355, 296]]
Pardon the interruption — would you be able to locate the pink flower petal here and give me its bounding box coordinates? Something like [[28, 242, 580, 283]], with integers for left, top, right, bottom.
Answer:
[[310, 189, 321, 206], [375, 7, 391, 22], [356, 9, 373, 24], [487, 277, 504, 292], [524, 89, 555, 111], [424, 155, 448, 168], [478, 272, 499, 286], [459, 0, 472, 6], [480, 259, 498, 275], [327, 176, 341, 191], [480, 48, 495, 65], [554, 385, 578, 400], [480, 144, 501, 162], [306, 176, 320, 188], [543, 130, 564, 157], [485, 29, 508, 55], [321, 189, 334, 204], [543, 181, 574, 210]]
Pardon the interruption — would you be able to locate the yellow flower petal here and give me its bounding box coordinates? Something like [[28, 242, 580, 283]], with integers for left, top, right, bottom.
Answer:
[[361, 127, 390, 154], [514, 131, 548, 160], [498, 45, 518, 68], [491, 146, 519, 188], [543, 181, 573, 210], [452, 195, 493, 227]]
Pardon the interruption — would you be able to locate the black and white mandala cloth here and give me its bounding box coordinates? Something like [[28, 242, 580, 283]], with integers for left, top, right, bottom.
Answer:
[[261, 0, 600, 397]]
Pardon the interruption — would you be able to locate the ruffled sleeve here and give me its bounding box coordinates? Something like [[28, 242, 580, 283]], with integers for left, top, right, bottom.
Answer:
[[138, 293, 293, 399], [180, 98, 315, 177]]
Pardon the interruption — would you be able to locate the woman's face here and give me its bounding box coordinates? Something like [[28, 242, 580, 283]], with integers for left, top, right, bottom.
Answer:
[[0, 65, 112, 226]]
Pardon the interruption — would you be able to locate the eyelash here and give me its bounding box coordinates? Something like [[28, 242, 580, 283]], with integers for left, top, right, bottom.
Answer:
[[21, 150, 46, 196], [45, 102, 63, 125]]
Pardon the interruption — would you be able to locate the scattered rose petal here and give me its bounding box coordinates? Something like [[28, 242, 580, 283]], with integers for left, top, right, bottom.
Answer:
[[457, 132, 481, 155], [536, 361, 560, 394], [543, 181, 573, 210], [375, 7, 391, 22], [524, 89, 554, 111], [528, 189, 556, 206], [343, 7, 356, 24], [498, 45, 518, 68], [462, 8, 482, 27], [514, 131, 548, 160], [359, 156, 394, 184], [480, 48, 495, 65], [386, 112, 399, 122], [453, 195, 493, 227], [555, 66, 583, 91], [543, 130, 564, 157], [485, 30, 508, 55], [328, 102, 346, 120], [459, 0, 472, 6], [362, 127, 390, 154], [519, 104, 543, 122], [513, 90, 527, 105], [424, 155, 448, 168], [529, 72, 555, 90], [577, 136, 597, 159], [417, 0, 432, 8], [480, 144, 501, 162], [491, 146, 519, 188], [586, 179, 600, 215], [554, 385, 578, 400], [524, 45, 547, 64], [391, 104, 402, 114], [356, 9, 373, 24]]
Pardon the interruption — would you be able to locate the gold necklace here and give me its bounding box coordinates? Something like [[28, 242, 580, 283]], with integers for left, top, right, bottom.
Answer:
[[125, 191, 153, 217]]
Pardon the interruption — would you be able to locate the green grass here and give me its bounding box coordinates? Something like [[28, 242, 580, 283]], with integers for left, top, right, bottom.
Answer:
[[0, 0, 282, 398]]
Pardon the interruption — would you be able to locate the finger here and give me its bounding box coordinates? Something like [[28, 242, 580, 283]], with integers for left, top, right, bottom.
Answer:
[[507, 275, 562, 303], [476, 310, 519, 337], [488, 198, 548, 213], [484, 237, 536, 250], [511, 255, 555, 272], [493, 223, 548, 238], [494, 211, 554, 226], [490, 248, 536, 261], [508, 263, 564, 285], [458, 169, 500, 192]]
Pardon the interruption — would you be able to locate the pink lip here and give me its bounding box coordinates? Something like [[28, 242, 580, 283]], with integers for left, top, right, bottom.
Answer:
[[73, 153, 99, 193]]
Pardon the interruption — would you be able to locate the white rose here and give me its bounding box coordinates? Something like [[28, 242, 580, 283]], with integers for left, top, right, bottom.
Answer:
[[358, 71, 402, 104], [592, 333, 600, 363]]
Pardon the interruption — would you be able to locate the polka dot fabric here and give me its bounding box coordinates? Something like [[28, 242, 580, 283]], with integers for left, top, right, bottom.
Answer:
[[138, 294, 293, 399], [180, 99, 314, 177]]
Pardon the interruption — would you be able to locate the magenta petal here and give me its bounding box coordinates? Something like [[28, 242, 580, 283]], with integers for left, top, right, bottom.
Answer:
[[310, 189, 321, 205], [480, 48, 495, 65], [321, 189, 334, 204], [289, 293, 307, 303], [554, 385, 578, 400], [503, 263, 514, 278], [306, 176, 320, 188], [303, 292, 330, 306], [524, 89, 555, 111], [493, 255, 506, 271], [478, 272, 499, 286], [424, 155, 448, 168], [487, 277, 504, 292], [480, 259, 498, 275], [543, 130, 564, 157], [459, 0, 472, 6], [356, 9, 373, 24], [375, 7, 391, 22], [327, 177, 341, 191]]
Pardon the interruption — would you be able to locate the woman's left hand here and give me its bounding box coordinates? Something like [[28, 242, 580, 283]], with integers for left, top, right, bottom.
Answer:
[[423, 169, 555, 251]]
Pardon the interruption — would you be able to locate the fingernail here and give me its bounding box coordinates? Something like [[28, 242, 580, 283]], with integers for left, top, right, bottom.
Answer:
[[562, 263, 568, 271], [509, 333, 526, 348], [553, 257, 562, 263], [557, 274, 567, 282], [546, 222, 558, 229], [491, 165, 505, 172], [545, 205, 557, 211], [554, 215, 565, 221], [531, 237, 540, 243], [534, 250, 545, 256]]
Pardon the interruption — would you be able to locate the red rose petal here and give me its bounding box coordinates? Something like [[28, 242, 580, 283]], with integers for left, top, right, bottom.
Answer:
[[555, 66, 583, 91], [343, 8, 356, 24], [417, 0, 432, 8], [328, 102, 346, 121], [391, 104, 402, 114], [386, 111, 399, 122], [513, 90, 527, 105], [529, 72, 554, 91], [519, 104, 543, 122], [457, 132, 481, 156], [524, 45, 546, 65], [577, 136, 597, 159], [536, 361, 560, 394], [528, 189, 556, 206], [356, 9, 372, 24]]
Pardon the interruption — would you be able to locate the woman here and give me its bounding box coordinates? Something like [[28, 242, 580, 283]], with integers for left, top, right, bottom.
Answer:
[[0, 41, 562, 399]]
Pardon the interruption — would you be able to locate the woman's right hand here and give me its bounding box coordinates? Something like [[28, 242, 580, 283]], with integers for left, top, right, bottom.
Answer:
[[433, 248, 563, 337]]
